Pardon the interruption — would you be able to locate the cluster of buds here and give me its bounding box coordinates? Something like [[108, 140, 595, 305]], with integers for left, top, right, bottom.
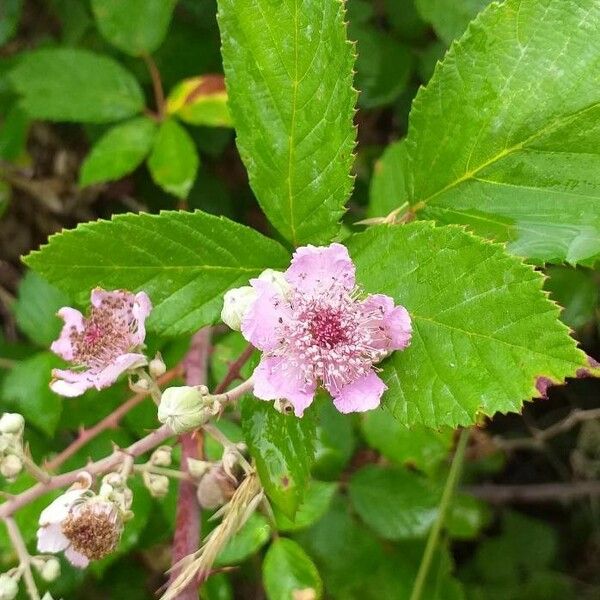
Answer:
[[187, 442, 247, 509], [141, 445, 173, 498], [36, 472, 131, 568], [157, 385, 221, 434], [0, 413, 25, 481]]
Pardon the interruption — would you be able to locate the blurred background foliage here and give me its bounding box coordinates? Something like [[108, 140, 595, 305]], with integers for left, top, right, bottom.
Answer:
[[0, 0, 598, 598]]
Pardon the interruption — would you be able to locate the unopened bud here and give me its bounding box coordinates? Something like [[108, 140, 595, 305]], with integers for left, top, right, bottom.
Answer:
[[274, 399, 294, 415], [258, 269, 291, 298], [187, 458, 212, 479], [0, 413, 24, 435], [196, 466, 236, 509], [0, 573, 18, 600], [143, 472, 169, 498], [158, 386, 206, 434], [221, 286, 257, 331], [130, 377, 150, 393], [0, 454, 22, 479], [39, 557, 60, 582], [149, 354, 167, 378], [151, 446, 172, 467]]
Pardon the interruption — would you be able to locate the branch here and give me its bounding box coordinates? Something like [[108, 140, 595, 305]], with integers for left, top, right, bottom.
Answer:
[[0, 425, 173, 520], [142, 53, 166, 118], [170, 329, 211, 600], [467, 480, 600, 504], [45, 366, 183, 471], [495, 407, 600, 452], [213, 343, 254, 394], [3, 517, 40, 600]]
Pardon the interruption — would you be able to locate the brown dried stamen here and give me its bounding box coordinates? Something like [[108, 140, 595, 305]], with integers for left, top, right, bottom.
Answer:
[[62, 505, 121, 560]]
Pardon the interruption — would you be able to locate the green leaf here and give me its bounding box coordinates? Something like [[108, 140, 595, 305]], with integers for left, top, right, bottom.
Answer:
[[218, 0, 357, 246], [0, 0, 22, 46], [415, 0, 490, 44], [216, 512, 271, 566], [1, 352, 63, 436], [0, 104, 29, 161], [166, 76, 233, 128], [361, 409, 452, 474], [200, 573, 233, 600], [263, 538, 323, 600], [241, 397, 315, 518], [447, 494, 490, 540], [24, 210, 289, 336], [349, 465, 439, 539], [407, 0, 600, 265], [273, 480, 337, 532], [9, 48, 144, 123], [544, 266, 599, 331], [79, 116, 157, 187], [347, 222, 588, 428], [368, 139, 409, 219], [12, 271, 70, 347], [148, 118, 199, 199], [91, 0, 176, 56]]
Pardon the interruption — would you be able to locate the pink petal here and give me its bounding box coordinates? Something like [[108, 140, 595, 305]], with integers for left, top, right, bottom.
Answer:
[[94, 352, 147, 390], [50, 369, 93, 397], [285, 243, 355, 293], [253, 356, 316, 417], [241, 279, 290, 351], [64, 546, 90, 568], [362, 294, 412, 351], [51, 308, 85, 361], [39, 490, 84, 525], [131, 291, 152, 345], [332, 371, 386, 414], [37, 524, 70, 553]]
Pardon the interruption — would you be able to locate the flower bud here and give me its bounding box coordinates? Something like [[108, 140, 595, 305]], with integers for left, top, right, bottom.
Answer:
[[196, 466, 236, 509], [129, 377, 150, 393], [39, 557, 61, 582], [0, 413, 24, 435], [158, 386, 207, 434], [0, 454, 22, 480], [221, 286, 257, 331], [151, 445, 172, 467], [187, 458, 212, 479], [142, 472, 169, 498], [0, 573, 18, 600], [149, 353, 167, 378], [258, 269, 291, 298]]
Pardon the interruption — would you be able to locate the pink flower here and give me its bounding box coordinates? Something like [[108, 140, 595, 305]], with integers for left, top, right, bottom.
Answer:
[[238, 244, 412, 416], [50, 289, 151, 397]]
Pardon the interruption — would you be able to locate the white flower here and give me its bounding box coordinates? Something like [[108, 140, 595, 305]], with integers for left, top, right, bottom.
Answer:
[[37, 489, 122, 568], [158, 386, 207, 434]]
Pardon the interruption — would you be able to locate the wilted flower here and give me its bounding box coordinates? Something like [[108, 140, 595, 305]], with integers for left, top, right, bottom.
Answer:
[[228, 243, 412, 416], [50, 289, 151, 397], [37, 487, 123, 568]]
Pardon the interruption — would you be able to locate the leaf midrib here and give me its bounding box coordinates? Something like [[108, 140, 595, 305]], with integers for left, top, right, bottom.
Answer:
[[413, 100, 600, 208]]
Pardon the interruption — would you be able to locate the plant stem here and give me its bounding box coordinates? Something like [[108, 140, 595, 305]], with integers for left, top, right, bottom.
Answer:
[[213, 343, 255, 394], [3, 517, 40, 600], [134, 464, 191, 481], [409, 428, 470, 600], [18, 451, 51, 484], [142, 53, 166, 119]]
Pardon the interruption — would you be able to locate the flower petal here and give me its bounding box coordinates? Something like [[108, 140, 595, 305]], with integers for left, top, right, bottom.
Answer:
[[131, 291, 152, 345], [50, 369, 93, 397], [65, 546, 90, 568], [362, 294, 412, 351], [241, 279, 290, 351], [51, 308, 85, 361], [39, 489, 85, 525], [253, 356, 316, 417], [94, 353, 147, 390], [37, 524, 70, 553], [332, 371, 386, 414], [285, 243, 355, 293]]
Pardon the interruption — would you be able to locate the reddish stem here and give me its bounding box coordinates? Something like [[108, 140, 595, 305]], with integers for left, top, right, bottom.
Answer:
[[214, 343, 254, 394], [170, 329, 211, 599], [45, 366, 183, 471], [142, 53, 166, 119]]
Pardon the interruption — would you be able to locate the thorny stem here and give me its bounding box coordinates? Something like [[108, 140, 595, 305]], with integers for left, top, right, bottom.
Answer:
[[44, 366, 183, 471], [210, 376, 255, 408], [142, 53, 166, 119], [3, 517, 41, 600], [17, 450, 51, 484], [494, 407, 600, 452], [409, 429, 470, 600], [213, 343, 255, 394], [0, 425, 174, 520]]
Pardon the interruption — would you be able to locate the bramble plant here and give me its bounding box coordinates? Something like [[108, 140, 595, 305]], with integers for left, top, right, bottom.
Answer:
[[1, 0, 599, 599]]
